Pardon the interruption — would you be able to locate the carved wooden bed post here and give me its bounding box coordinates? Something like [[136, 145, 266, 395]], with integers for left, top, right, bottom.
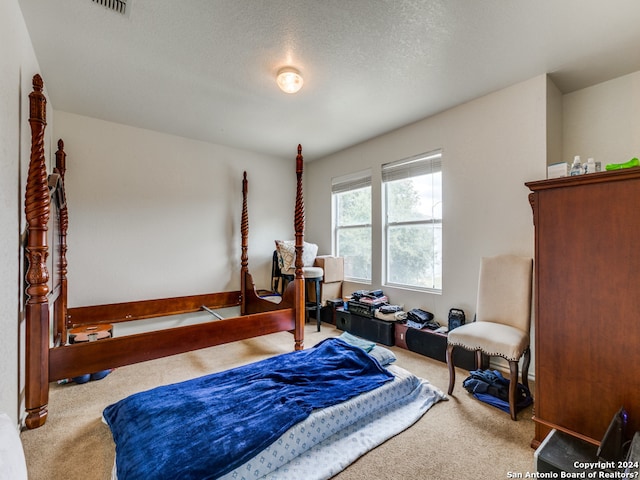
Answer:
[[240, 172, 249, 315], [54, 139, 69, 345], [293, 145, 305, 351], [24, 74, 51, 428]]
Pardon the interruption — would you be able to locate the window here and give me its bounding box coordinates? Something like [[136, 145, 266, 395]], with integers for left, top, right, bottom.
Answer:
[[382, 150, 442, 291], [332, 170, 372, 282]]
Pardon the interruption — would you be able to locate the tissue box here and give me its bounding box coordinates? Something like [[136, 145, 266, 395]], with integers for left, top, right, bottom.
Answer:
[[547, 162, 568, 179]]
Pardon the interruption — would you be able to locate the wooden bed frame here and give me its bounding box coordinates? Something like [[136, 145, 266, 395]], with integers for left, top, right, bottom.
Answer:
[[23, 74, 306, 429]]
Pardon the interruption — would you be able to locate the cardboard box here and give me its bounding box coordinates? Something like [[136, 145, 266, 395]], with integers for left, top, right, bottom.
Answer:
[[320, 281, 342, 305], [314, 255, 344, 283], [308, 280, 343, 306]]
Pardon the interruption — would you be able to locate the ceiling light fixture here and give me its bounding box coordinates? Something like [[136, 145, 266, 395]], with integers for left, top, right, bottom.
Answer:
[[276, 67, 304, 94]]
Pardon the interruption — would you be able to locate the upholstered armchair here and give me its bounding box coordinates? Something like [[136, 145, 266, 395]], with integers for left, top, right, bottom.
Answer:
[[446, 254, 533, 420]]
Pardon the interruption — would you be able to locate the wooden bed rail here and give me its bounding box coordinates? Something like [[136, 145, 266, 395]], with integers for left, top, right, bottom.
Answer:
[[50, 309, 296, 381], [66, 291, 243, 326]]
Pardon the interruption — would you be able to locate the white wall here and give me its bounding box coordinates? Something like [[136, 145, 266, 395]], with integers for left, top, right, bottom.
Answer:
[[563, 70, 640, 168], [307, 75, 547, 325], [0, 0, 48, 426], [53, 112, 298, 307], [547, 77, 564, 166], [10, 0, 640, 423]]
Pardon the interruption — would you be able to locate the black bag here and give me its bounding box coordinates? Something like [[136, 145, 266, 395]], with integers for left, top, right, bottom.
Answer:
[[448, 308, 466, 331], [407, 308, 433, 324]]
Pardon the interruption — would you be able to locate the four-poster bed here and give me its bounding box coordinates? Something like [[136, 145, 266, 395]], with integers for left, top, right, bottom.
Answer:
[[22, 74, 447, 479], [23, 74, 307, 429]]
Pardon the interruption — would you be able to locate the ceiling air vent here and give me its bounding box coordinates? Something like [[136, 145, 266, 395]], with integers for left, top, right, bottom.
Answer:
[[92, 0, 128, 16]]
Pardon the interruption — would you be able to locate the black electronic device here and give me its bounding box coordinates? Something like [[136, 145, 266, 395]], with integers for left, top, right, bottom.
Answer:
[[347, 301, 376, 317], [326, 298, 344, 309], [448, 308, 466, 331], [597, 406, 628, 463], [348, 294, 389, 317]]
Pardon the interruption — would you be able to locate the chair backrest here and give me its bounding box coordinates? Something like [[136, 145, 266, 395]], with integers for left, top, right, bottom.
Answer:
[[271, 250, 282, 292], [475, 254, 533, 333]]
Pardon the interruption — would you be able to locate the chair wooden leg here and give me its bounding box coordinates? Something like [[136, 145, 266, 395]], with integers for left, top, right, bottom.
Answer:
[[314, 279, 321, 332], [475, 350, 483, 370], [521, 347, 531, 391], [508, 360, 519, 421], [446, 344, 456, 395]]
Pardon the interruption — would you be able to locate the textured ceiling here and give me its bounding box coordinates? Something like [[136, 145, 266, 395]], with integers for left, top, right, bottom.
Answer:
[[17, 0, 640, 160]]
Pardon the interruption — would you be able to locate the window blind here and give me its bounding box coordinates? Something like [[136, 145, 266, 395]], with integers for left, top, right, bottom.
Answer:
[[331, 169, 372, 194], [382, 150, 442, 182]]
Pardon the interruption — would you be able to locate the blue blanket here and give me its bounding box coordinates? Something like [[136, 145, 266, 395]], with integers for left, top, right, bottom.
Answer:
[[103, 338, 394, 480]]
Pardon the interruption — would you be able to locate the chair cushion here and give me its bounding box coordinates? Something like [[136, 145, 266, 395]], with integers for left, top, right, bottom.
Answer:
[[282, 266, 324, 279], [447, 322, 529, 362]]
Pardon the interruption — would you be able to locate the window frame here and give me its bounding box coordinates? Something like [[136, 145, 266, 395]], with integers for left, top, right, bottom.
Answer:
[[331, 169, 372, 283], [382, 150, 443, 293]]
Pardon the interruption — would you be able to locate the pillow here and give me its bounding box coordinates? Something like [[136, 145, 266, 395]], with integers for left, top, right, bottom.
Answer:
[[275, 240, 318, 271], [338, 331, 376, 353], [0, 413, 28, 480], [368, 346, 397, 366]]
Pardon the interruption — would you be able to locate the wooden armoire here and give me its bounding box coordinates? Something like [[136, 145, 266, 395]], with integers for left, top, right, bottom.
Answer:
[[526, 167, 640, 447]]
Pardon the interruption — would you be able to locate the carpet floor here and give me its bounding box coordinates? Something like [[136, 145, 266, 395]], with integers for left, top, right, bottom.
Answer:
[[20, 323, 536, 479]]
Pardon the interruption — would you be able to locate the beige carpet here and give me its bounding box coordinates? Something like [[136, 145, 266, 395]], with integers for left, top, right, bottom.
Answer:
[[20, 324, 536, 479]]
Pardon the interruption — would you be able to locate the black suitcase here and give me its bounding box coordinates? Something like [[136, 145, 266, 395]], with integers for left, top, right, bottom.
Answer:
[[406, 328, 482, 370], [349, 313, 395, 346]]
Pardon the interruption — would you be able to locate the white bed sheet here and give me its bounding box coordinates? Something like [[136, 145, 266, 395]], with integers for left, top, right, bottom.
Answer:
[[224, 364, 445, 480]]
